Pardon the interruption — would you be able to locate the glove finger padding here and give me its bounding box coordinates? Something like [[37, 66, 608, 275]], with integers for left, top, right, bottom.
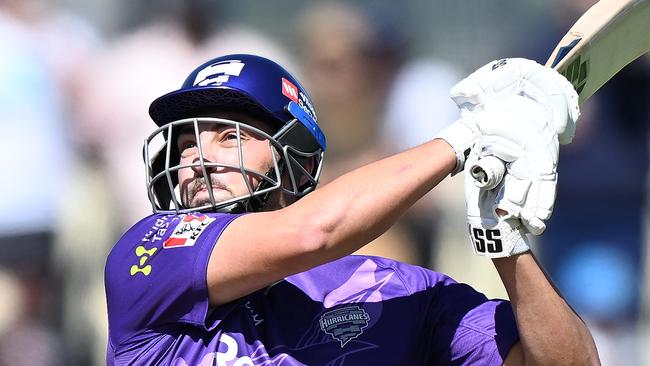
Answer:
[[450, 58, 579, 145], [477, 96, 559, 164], [465, 154, 531, 258], [444, 57, 578, 180], [496, 171, 556, 236], [520, 175, 556, 235], [471, 94, 560, 236]]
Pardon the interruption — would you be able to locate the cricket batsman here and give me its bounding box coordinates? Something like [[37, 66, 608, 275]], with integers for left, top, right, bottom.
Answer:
[[104, 54, 600, 365]]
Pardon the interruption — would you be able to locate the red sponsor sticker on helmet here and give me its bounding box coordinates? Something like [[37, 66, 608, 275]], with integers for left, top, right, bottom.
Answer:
[[281, 77, 299, 103]]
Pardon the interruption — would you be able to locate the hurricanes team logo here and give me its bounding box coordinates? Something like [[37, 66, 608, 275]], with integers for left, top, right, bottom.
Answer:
[[319, 306, 370, 347], [194, 60, 245, 86]]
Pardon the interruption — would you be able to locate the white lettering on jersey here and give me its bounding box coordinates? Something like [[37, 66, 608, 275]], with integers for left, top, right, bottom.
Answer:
[[194, 60, 245, 87], [243, 301, 265, 326], [172, 334, 254, 366], [216, 334, 254, 366]]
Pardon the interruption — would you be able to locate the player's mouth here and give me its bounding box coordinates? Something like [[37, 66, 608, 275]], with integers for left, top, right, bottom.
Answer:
[[197, 185, 225, 193], [195, 180, 230, 194], [196, 184, 227, 193]]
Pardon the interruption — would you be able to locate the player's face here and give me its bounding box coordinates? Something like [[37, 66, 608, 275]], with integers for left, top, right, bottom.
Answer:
[[176, 112, 277, 209]]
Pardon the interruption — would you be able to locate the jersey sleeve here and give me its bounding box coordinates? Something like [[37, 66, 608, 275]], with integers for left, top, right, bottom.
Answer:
[[393, 262, 519, 366], [424, 278, 519, 365], [104, 213, 242, 346]]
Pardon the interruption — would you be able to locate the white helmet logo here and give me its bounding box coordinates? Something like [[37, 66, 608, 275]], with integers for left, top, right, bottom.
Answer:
[[194, 60, 245, 87]]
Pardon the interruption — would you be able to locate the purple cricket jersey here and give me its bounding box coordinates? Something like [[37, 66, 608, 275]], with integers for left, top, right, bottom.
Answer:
[[105, 213, 519, 365]]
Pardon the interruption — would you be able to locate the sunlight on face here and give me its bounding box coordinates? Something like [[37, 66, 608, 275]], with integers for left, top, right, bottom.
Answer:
[[175, 112, 276, 209]]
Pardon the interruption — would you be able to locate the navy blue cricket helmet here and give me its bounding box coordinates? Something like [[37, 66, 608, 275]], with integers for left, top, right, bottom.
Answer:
[[143, 54, 327, 213]]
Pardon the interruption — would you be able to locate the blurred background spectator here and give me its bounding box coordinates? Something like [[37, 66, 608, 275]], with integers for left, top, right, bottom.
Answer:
[[0, 0, 98, 364], [295, 3, 464, 269], [297, 3, 426, 265], [1, 0, 648, 364]]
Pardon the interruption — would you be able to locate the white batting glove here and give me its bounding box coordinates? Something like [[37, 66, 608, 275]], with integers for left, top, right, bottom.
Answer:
[[474, 94, 559, 235], [453, 58, 579, 235], [450, 58, 580, 145], [465, 152, 531, 258], [436, 57, 579, 177]]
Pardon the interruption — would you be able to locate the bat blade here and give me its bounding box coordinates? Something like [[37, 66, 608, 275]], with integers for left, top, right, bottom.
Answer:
[[546, 0, 650, 104], [471, 0, 650, 189]]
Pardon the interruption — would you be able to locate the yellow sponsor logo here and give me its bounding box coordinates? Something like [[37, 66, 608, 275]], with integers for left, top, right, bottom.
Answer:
[[130, 245, 158, 276]]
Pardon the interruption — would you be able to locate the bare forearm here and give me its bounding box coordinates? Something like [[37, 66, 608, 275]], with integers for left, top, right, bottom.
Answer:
[[293, 139, 456, 258], [209, 139, 456, 306], [493, 253, 600, 365]]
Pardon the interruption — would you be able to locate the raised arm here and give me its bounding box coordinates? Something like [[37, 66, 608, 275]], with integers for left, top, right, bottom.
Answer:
[[208, 138, 458, 305], [497, 254, 600, 365], [455, 59, 599, 364], [464, 165, 600, 365]]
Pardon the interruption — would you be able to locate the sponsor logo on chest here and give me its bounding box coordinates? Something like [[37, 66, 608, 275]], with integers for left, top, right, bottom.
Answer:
[[130, 215, 174, 277], [163, 213, 216, 249]]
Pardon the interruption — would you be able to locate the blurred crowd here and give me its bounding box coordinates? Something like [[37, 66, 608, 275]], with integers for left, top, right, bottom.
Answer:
[[0, 0, 649, 364]]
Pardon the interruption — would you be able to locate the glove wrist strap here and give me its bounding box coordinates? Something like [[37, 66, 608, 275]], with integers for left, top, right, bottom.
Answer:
[[434, 116, 477, 176]]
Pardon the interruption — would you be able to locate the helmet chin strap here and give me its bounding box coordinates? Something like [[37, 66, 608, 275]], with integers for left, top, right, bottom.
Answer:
[[246, 160, 286, 212]]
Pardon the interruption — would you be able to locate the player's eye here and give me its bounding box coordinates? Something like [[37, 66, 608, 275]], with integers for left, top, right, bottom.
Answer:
[[222, 131, 240, 142], [182, 141, 197, 149], [177, 137, 197, 151]]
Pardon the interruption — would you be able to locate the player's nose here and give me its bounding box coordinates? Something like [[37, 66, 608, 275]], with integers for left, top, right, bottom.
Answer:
[[191, 138, 221, 167], [190, 155, 216, 175]]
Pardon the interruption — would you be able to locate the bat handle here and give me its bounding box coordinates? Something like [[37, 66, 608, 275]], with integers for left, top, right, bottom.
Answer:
[[469, 155, 506, 190]]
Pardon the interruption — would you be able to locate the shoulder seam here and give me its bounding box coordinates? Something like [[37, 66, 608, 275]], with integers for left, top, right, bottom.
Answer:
[[370, 257, 415, 295]]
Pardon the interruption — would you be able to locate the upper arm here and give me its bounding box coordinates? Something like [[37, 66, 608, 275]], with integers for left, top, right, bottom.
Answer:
[[207, 207, 326, 306], [205, 138, 459, 306]]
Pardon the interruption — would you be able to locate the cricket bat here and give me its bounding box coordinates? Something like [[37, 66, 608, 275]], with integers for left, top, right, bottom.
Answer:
[[471, 0, 650, 188]]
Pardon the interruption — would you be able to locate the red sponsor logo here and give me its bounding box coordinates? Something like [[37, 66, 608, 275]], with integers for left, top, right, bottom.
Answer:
[[281, 77, 299, 103], [163, 214, 216, 248]]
